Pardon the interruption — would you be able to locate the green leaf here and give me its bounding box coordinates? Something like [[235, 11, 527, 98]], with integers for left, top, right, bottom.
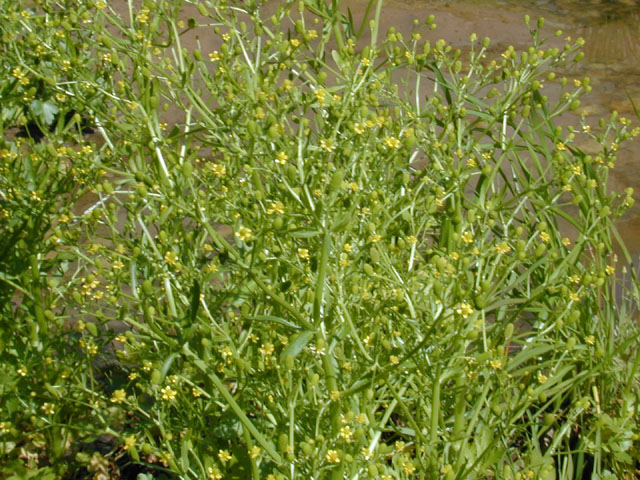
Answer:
[[248, 314, 302, 330], [29, 99, 58, 126], [280, 330, 314, 360]]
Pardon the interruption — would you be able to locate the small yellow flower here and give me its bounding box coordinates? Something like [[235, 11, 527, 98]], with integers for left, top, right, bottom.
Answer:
[[441, 464, 453, 474], [403, 460, 417, 475], [490, 359, 503, 369], [218, 449, 232, 463], [212, 163, 226, 176], [124, 435, 136, 449], [128, 372, 139, 381], [539, 231, 550, 243], [192, 387, 203, 398], [235, 226, 253, 241], [276, 151, 288, 164], [208, 467, 223, 480], [369, 234, 381, 243], [290, 38, 300, 47], [206, 263, 219, 273], [384, 136, 400, 149], [389, 355, 400, 365], [455, 302, 474, 318], [249, 446, 261, 458], [537, 372, 548, 384], [330, 390, 340, 401], [462, 231, 474, 244], [562, 237, 571, 246], [585, 335, 595, 345], [495, 241, 511, 254], [297, 248, 310, 260], [325, 449, 341, 464], [339, 426, 353, 442], [41, 403, 55, 415], [266, 201, 284, 215], [160, 386, 177, 401], [259, 343, 274, 356], [164, 251, 179, 266], [111, 389, 127, 404], [569, 292, 580, 302], [320, 139, 335, 152]]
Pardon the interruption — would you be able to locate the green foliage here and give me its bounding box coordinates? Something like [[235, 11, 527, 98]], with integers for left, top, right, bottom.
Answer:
[[1, 0, 639, 479]]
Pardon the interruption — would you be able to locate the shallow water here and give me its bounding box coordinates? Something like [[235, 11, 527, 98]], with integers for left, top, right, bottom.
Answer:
[[352, 0, 640, 258], [76, 0, 640, 262]]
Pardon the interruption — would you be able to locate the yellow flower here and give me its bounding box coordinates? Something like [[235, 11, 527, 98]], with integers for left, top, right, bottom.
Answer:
[[462, 231, 474, 244], [403, 460, 416, 475], [384, 136, 400, 149], [320, 139, 335, 152], [539, 231, 551, 243], [339, 426, 353, 442], [218, 449, 232, 463], [266, 201, 284, 215], [330, 390, 340, 401], [495, 241, 511, 254], [490, 359, 503, 369], [259, 343, 274, 356], [234, 226, 253, 241], [207, 467, 222, 480], [276, 151, 288, 164], [249, 446, 261, 458], [441, 464, 453, 474], [111, 389, 127, 404], [164, 251, 179, 266], [297, 248, 310, 260], [455, 302, 474, 318], [325, 450, 341, 464], [537, 372, 548, 384], [124, 435, 136, 449], [160, 386, 177, 401], [206, 263, 218, 273], [41, 403, 55, 415]]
